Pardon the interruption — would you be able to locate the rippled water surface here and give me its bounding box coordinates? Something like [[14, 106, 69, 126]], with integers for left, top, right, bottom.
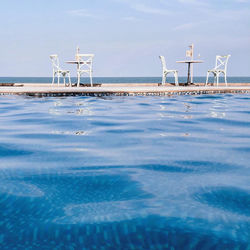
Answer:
[[0, 94, 250, 249]]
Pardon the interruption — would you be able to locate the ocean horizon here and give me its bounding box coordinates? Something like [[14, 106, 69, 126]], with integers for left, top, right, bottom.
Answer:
[[0, 76, 250, 84]]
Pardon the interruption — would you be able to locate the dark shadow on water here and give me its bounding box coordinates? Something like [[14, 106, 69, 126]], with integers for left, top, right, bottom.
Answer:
[[0, 214, 248, 250], [0, 145, 33, 158], [14, 174, 152, 204], [70, 161, 238, 174], [195, 95, 224, 99], [193, 186, 250, 217], [233, 146, 250, 153], [174, 160, 238, 173], [0, 171, 249, 249]]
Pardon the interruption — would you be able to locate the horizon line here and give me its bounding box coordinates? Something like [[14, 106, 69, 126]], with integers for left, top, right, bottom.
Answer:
[[0, 76, 250, 78]]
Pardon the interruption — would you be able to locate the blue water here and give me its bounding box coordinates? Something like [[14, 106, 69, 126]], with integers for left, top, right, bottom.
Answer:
[[0, 76, 250, 84], [0, 92, 250, 249]]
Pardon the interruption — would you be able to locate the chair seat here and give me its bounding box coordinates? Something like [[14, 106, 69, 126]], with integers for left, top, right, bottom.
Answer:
[[57, 69, 70, 73], [208, 69, 225, 73], [78, 69, 92, 73], [165, 69, 178, 73]]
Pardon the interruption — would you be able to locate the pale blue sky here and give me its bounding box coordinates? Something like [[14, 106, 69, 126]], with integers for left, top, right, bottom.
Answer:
[[0, 0, 249, 77]]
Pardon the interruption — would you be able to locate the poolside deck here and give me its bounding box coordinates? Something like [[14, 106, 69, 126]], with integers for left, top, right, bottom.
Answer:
[[0, 83, 250, 96]]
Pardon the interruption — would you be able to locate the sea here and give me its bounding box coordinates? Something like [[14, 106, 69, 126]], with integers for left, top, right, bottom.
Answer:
[[0, 76, 250, 84], [0, 77, 249, 249]]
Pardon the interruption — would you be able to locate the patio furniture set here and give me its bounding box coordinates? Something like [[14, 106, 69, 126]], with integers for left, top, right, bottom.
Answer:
[[160, 54, 231, 86], [50, 46, 231, 87], [50, 51, 94, 87]]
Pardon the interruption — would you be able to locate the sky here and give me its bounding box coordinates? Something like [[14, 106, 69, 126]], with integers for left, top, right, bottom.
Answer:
[[0, 0, 249, 77]]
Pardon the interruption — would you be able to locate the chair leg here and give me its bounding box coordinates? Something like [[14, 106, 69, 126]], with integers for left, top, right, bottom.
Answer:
[[165, 73, 169, 85], [175, 72, 178, 86], [57, 74, 60, 86], [52, 73, 55, 85], [63, 75, 66, 87], [68, 73, 71, 87], [162, 73, 166, 85], [213, 74, 216, 86], [216, 74, 219, 86], [224, 74, 227, 86], [205, 72, 209, 86], [90, 72, 93, 87], [77, 72, 80, 87]]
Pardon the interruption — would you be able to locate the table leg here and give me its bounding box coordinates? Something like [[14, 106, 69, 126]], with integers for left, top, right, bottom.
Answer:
[[187, 62, 191, 85], [77, 63, 80, 87]]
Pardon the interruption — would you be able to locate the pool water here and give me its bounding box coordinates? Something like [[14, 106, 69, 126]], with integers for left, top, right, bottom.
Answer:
[[0, 94, 249, 249]]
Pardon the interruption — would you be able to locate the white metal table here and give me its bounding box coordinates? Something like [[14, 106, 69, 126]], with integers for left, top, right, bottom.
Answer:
[[176, 60, 203, 85]]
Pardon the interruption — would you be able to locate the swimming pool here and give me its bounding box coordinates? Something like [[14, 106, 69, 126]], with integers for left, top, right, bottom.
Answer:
[[0, 94, 249, 249]]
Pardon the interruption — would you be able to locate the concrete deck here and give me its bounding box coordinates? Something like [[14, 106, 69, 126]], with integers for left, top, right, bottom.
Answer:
[[0, 83, 249, 96]]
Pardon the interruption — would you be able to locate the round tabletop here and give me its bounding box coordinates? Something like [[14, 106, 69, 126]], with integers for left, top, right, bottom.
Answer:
[[65, 61, 91, 64], [176, 60, 204, 63]]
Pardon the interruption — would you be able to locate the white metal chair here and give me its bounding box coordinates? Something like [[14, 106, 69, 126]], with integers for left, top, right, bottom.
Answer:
[[50, 55, 71, 87], [159, 56, 178, 86], [76, 54, 94, 87], [206, 55, 231, 86]]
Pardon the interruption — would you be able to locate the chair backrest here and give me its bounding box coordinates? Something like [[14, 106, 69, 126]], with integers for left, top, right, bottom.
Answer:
[[50, 54, 60, 71], [159, 56, 168, 71], [76, 54, 94, 71], [214, 55, 231, 71]]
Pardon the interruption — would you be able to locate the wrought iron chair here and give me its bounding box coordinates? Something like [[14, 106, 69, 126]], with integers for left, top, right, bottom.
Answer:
[[206, 55, 231, 86], [159, 56, 178, 86], [50, 55, 71, 87], [76, 54, 94, 87]]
